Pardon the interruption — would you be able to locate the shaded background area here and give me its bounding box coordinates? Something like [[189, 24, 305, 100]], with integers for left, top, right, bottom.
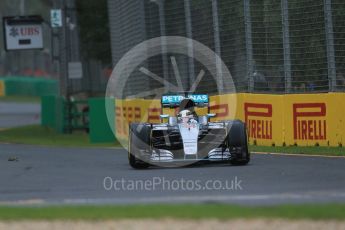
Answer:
[[108, 0, 345, 97], [1, 0, 345, 96], [0, 0, 111, 96], [0, 1, 54, 79]]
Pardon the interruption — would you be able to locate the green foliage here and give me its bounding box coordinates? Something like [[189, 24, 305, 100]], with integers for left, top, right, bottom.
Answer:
[[76, 0, 111, 63]]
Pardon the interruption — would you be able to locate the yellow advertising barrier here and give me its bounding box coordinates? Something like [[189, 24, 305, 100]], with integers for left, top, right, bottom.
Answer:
[[240, 93, 284, 146], [115, 93, 345, 147], [209, 93, 238, 121], [284, 94, 328, 146], [0, 80, 5, 96], [115, 98, 161, 141], [330, 93, 345, 146]]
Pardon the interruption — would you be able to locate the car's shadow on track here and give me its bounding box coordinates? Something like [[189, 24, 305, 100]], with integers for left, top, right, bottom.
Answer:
[[127, 162, 252, 170]]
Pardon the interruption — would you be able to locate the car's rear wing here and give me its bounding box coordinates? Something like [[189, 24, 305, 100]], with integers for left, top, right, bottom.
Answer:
[[161, 93, 209, 108]]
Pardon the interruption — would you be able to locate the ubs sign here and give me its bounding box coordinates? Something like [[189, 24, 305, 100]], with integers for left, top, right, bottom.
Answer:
[[3, 16, 43, 50]]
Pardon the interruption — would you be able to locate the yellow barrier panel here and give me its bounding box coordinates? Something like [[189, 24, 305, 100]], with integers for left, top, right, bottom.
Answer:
[[242, 94, 285, 146], [114, 93, 345, 147], [115, 98, 161, 141], [330, 93, 345, 146], [209, 93, 238, 121], [284, 94, 329, 146], [0, 80, 5, 96]]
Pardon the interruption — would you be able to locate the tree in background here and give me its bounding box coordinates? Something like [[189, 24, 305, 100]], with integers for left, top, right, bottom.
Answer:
[[76, 0, 111, 64]]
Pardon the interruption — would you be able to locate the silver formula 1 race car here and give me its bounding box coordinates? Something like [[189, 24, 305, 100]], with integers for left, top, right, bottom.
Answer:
[[128, 93, 250, 169]]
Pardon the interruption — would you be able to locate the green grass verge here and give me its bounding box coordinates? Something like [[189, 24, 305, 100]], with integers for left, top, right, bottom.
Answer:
[[0, 204, 344, 220], [250, 145, 345, 156], [0, 125, 119, 148], [0, 96, 41, 103]]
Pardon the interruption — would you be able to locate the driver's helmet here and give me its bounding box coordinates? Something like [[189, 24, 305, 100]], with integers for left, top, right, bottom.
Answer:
[[178, 109, 194, 123], [179, 98, 196, 112]]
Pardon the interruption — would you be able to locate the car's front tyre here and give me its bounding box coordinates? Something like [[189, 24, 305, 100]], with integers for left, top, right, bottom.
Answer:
[[226, 120, 250, 166], [128, 123, 151, 169]]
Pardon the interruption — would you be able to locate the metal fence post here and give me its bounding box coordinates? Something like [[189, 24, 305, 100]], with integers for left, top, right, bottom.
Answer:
[[140, 0, 149, 93], [184, 0, 195, 89], [53, 0, 68, 97], [211, 0, 224, 92], [281, 0, 291, 93], [157, 0, 169, 93], [244, 0, 253, 92], [324, 0, 336, 91], [281, 0, 292, 93], [66, 0, 80, 63], [65, 0, 81, 93]]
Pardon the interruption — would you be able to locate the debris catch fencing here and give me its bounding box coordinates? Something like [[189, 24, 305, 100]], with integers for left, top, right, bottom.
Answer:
[[107, 0, 345, 96]]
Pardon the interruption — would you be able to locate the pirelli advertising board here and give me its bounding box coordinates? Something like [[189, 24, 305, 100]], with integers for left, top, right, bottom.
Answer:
[[115, 93, 345, 147]]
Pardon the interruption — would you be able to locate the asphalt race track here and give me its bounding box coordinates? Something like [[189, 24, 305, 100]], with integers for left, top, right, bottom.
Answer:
[[1, 143, 345, 206], [0, 102, 40, 128]]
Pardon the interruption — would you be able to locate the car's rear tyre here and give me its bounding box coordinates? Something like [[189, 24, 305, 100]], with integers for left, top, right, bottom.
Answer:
[[227, 120, 250, 165], [128, 123, 151, 169]]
